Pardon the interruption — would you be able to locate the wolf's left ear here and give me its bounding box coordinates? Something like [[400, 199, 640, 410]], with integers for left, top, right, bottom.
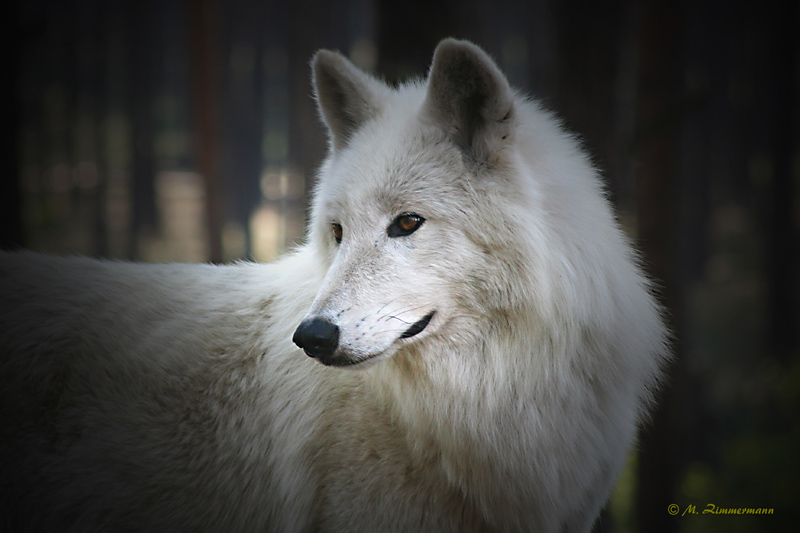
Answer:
[[423, 39, 516, 167], [312, 51, 384, 152]]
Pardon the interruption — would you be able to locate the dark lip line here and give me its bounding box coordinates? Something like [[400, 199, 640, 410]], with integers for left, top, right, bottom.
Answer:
[[400, 311, 436, 339], [323, 358, 367, 367], [323, 310, 436, 367]]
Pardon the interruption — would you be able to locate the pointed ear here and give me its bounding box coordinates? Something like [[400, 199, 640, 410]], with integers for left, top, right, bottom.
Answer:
[[423, 39, 516, 166], [312, 50, 383, 152]]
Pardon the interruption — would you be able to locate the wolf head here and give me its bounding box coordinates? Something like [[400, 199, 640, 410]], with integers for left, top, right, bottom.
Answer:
[[292, 39, 654, 379], [291, 39, 539, 368]]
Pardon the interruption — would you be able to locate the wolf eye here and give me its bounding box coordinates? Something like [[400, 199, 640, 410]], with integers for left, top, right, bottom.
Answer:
[[388, 213, 425, 238], [331, 223, 343, 244]]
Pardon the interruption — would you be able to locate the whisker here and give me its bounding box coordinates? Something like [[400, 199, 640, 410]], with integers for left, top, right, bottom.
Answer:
[[375, 295, 404, 317], [379, 303, 431, 323]]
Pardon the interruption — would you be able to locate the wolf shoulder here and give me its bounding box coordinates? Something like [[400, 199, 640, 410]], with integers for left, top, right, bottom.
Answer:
[[0, 250, 325, 530]]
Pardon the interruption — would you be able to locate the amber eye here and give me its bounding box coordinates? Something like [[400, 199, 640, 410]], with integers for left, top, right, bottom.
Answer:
[[387, 213, 425, 238], [331, 223, 343, 244]]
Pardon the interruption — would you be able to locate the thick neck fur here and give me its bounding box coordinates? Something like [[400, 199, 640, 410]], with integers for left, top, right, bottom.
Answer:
[[305, 304, 555, 530]]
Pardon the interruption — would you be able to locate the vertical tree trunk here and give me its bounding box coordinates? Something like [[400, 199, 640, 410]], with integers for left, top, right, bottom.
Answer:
[[129, 0, 158, 260], [3, 0, 23, 250], [222, 0, 266, 260], [765, 1, 798, 364], [634, 1, 682, 532], [188, 0, 225, 263], [554, 0, 624, 201]]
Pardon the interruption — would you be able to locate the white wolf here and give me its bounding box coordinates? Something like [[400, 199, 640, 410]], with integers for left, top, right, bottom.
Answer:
[[0, 39, 667, 531]]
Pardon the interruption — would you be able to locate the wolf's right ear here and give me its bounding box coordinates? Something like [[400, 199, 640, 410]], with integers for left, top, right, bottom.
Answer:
[[312, 51, 383, 152], [423, 39, 516, 168]]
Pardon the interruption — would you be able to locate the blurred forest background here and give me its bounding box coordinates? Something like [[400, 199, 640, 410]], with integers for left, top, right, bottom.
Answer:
[[4, 0, 799, 531]]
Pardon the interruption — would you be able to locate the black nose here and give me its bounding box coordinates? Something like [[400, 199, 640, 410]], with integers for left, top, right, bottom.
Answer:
[[292, 317, 340, 360]]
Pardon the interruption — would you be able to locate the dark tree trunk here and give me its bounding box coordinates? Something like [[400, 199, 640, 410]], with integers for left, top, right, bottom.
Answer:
[[2, 0, 23, 250], [765, 1, 798, 364], [633, 1, 682, 532], [188, 0, 225, 263], [222, 0, 266, 260], [129, 0, 158, 260]]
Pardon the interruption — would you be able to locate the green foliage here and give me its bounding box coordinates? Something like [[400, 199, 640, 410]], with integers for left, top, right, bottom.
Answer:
[[675, 355, 800, 533]]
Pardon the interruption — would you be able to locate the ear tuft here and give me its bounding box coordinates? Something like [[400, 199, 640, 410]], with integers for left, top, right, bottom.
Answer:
[[312, 50, 383, 152], [423, 39, 516, 166]]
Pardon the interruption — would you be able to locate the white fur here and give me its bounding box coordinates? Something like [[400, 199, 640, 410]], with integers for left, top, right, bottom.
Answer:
[[0, 39, 667, 532]]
